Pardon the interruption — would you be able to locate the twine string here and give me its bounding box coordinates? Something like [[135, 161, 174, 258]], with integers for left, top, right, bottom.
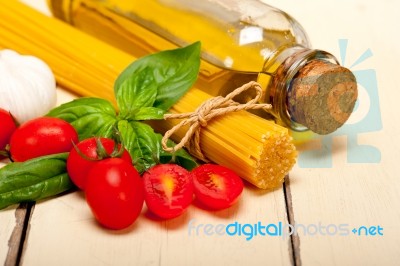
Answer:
[[161, 81, 272, 161]]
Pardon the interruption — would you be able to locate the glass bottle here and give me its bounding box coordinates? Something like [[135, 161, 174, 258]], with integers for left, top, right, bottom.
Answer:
[[47, 0, 357, 135]]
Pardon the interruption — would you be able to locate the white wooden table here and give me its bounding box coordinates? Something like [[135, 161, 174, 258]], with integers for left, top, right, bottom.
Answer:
[[1, 0, 399, 265]]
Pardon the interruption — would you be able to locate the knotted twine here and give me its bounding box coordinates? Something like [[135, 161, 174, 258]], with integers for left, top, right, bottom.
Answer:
[[161, 81, 272, 162]]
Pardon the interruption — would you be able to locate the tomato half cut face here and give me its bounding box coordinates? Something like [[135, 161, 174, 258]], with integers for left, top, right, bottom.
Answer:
[[191, 164, 244, 210], [143, 164, 193, 219]]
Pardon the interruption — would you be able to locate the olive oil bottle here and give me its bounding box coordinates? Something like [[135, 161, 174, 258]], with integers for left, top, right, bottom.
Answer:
[[48, 0, 357, 135]]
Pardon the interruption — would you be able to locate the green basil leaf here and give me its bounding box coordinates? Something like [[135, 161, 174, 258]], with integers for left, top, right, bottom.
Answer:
[[130, 107, 165, 121], [114, 42, 201, 111], [117, 120, 160, 173], [0, 153, 73, 210], [159, 137, 198, 171], [116, 67, 158, 120], [117, 119, 197, 173], [47, 97, 117, 140]]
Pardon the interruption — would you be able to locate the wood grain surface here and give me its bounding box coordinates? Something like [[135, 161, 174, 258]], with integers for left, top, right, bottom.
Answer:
[[1, 0, 399, 265]]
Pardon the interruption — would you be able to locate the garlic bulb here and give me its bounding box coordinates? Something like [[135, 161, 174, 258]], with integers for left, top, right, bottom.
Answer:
[[0, 49, 56, 123]]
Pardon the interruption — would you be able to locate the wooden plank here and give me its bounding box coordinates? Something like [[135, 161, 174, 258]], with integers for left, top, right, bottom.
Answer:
[[268, 0, 400, 265], [289, 140, 400, 265], [1, 154, 28, 266], [283, 177, 301, 266], [0, 188, 20, 265], [3, 203, 33, 266], [21, 187, 292, 266]]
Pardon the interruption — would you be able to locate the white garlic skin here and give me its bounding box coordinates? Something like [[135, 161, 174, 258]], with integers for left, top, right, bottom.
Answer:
[[0, 49, 57, 123]]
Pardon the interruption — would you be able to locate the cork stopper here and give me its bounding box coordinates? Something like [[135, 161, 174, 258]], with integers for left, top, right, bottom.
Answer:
[[288, 60, 357, 134]]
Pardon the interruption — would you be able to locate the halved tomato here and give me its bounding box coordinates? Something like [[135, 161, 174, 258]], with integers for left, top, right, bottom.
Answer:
[[143, 164, 193, 219], [191, 164, 244, 210]]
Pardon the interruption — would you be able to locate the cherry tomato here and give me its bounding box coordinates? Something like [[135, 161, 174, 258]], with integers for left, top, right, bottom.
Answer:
[[85, 158, 144, 230], [9, 117, 78, 162], [67, 137, 132, 190], [143, 164, 193, 219], [191, 164, 244, 210], [0, 108, 17, 158]]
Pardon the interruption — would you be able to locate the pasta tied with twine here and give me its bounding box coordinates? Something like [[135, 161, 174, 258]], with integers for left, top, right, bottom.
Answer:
[[161, 81, 273, 161]]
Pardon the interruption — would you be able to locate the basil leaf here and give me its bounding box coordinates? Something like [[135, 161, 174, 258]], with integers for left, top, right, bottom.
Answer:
[[159, 137, 198, 170], [116, 67, 159, 120], [0, 153, 73, 210], [117, 120, 160, 173], [47, 97, 117, 140], [115, 42, 201, 111], [117, 120, 197, 173], [130, 107, 165, 121]]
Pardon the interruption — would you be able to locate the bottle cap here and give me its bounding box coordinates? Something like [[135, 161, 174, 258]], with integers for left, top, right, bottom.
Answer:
[[288, 60, 357, 134]]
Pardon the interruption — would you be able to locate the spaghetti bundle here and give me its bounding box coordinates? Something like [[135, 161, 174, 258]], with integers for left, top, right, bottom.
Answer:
[[0, 0, 297, 189]]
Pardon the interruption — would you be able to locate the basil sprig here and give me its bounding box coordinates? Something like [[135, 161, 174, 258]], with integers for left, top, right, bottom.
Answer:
[[0, 43, 200, 210], [48, 42, 201, 173]]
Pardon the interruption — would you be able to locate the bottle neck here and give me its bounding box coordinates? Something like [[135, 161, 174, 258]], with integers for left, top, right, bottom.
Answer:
[[258, 46, 343, 132]]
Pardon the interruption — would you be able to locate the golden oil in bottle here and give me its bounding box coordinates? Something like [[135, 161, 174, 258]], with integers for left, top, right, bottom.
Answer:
[[48, 0, 357, 136]]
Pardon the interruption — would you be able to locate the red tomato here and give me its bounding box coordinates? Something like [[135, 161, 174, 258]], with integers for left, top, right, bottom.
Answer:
[[85, 158, 144, 230], [143, 164, 193, 219], [67, 137, 132, 190], [191, 164, 244, 210], [9, 117, 78, 162], [0, 109, 17, 158]]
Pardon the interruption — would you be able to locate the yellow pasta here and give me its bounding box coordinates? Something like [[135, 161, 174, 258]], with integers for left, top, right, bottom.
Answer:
[[0, 0, 297, 189]]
